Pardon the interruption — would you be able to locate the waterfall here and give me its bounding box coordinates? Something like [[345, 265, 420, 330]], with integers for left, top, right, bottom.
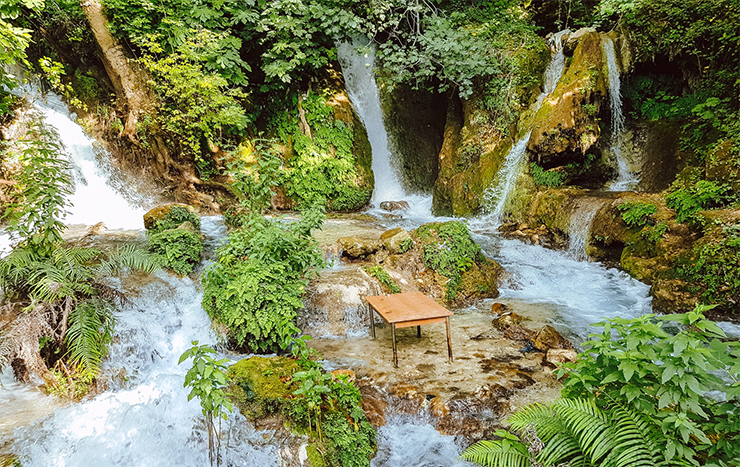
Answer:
[[483, 30, 569, 225], [337, 41, 404, 204], [566, 199, 601, 261], [17, 84, 148, 230], [603, 37, 637, 191]]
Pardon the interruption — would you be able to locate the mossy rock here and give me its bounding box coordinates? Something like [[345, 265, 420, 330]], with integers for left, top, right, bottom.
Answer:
[[415, 221, 503, 302], [143, 203, 198, 230], [229, 356, 300, 420]]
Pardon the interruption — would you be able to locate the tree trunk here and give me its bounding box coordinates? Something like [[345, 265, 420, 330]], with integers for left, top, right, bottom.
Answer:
[[80, 0, 154, 139]]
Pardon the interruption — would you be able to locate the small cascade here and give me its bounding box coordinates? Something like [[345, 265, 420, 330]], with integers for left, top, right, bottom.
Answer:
[[603, 37, 637, 191], [337, 40, 404, 204], [337, 41, 433, 218], [18, 83, 148, 229], [10, 217, 281, 467], [567, 199, 601, 261], [483, 30, 569, 225]]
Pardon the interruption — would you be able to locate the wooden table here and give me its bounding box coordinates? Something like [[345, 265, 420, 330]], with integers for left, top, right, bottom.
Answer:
[[366, 292, 454, 367]]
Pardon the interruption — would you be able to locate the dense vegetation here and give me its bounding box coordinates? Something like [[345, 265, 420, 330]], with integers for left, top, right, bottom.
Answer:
[[463, 305, 740, 467]]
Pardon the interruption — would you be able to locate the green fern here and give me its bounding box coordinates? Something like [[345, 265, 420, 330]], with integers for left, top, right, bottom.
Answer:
[[94, 244, 162, 277], [461, 430, 531, 467], [65, 299, 116, 378], [501, 398, 669, 467]]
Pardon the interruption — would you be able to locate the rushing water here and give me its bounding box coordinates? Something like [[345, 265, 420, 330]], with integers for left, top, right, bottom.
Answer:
[[566, 198, 601, 261], [483, 30, 569, 224], [602, 37, 637, 191], [14, 82, 147, 230], [337, 41, 433, 217]]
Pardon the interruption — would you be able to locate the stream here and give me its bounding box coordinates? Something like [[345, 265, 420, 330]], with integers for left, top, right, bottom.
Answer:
[[0, 39, 716, 467]]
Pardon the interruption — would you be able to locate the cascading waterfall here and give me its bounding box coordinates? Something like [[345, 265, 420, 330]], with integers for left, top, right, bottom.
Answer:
[[10, 218, 283, 467], [603, 37, 637, 191], [337, 41, 433, 217], [337, 41, 404, 204], [483, 30, 569, 225], [17, 83, 147, 230], [566, 199, 601, 261]]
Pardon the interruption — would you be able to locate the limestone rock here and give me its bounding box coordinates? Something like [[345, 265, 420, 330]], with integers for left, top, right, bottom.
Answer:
[[527, 31, 608, 169], [143, 203, 197, 230], [563, 27, 597, 55], [381, 228, 413, 255], [379, 201, 409, 212], [338, 236, 382, 258], [544, 349, 578, 366], [492, 311, 527, 330], [504, 325, 535, 341], [533, 325, 573, 352]]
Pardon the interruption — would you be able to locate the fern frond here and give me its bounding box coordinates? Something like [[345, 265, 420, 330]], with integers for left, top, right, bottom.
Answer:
[[602, 401, 667, 467], [65, 299, 116, 378], [461, 439, 531, 467], [95, 245, 162, 277]]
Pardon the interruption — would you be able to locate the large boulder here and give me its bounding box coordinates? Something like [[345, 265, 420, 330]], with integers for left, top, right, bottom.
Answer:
[[527, 30, 608, 169]]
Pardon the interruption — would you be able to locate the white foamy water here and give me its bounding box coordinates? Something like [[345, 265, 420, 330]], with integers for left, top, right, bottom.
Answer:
[[10, 218, 281, 466], [16, 84, 146, 229], [484, 30, 569, 224], [371, 412, 473, 467], [472, 231, 652, 340], [337, 40, 433, 218], [603, 37, 637, 191], [567, 199, 601, 261]]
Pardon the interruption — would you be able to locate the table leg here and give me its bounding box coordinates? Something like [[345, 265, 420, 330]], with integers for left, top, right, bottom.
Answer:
[[392, 323, 398, 368], [417, 325, 421, 338], [445, 316, 453, 363], [369, 304, 375, 338]]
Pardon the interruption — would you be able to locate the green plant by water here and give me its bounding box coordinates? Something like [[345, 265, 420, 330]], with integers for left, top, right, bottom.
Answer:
[[462, 304, 740, 467]]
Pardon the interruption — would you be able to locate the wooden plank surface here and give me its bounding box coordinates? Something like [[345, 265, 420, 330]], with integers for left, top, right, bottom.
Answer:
[[366, 292, 453, 324]]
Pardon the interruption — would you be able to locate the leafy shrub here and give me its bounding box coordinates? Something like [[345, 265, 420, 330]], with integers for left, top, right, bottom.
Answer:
[[148, 229, 202, 276], [150, 206, 201, 233], [274, 92, 371, 211], [463, 306, 740, 466], [147, 206, 203, 276], [202, 210, 325, 352], [666, 180, 732, 225], [530, 162, 565, 187], [363, 265, 400, 294], [417, 221, 482, 300], [676, 226, 740, 311], [617, 201, 657, 228]]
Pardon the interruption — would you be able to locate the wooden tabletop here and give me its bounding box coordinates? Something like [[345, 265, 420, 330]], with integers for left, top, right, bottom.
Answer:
[[366, 292, 453, 324]]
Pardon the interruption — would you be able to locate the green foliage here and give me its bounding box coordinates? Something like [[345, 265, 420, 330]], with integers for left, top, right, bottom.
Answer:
[[5, 123, 72, 256], [138, 31, 249, 167], [65, 299, 115, 379], [676, 226, 740, 311], [148, 229, 202, 276], [398, 237, 414, 254], [180, 341, 233, 467], [202, 210, 325, 352], [0, 15, 30, 114], [363, 265, 400, 294], [617, 201, 657, 229], [288, 343, 375, 467], [147, 207, 203, 275], [556, 307, 740, 466], [150, 206, 201, 233], [468, 306, 740, 467], [274, 91, 371, 211], [530, 163, 565, 187], [226, 139, 282, 215], [666, 180, 733, 225], [417, 221, 481, 300], [461, 430, 531, 467]]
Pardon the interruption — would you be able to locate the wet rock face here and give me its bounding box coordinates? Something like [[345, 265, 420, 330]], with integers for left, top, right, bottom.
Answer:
[[527, 30, 608, 169], [379, 201, 410, 212], [338, 236, 383, 258]]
